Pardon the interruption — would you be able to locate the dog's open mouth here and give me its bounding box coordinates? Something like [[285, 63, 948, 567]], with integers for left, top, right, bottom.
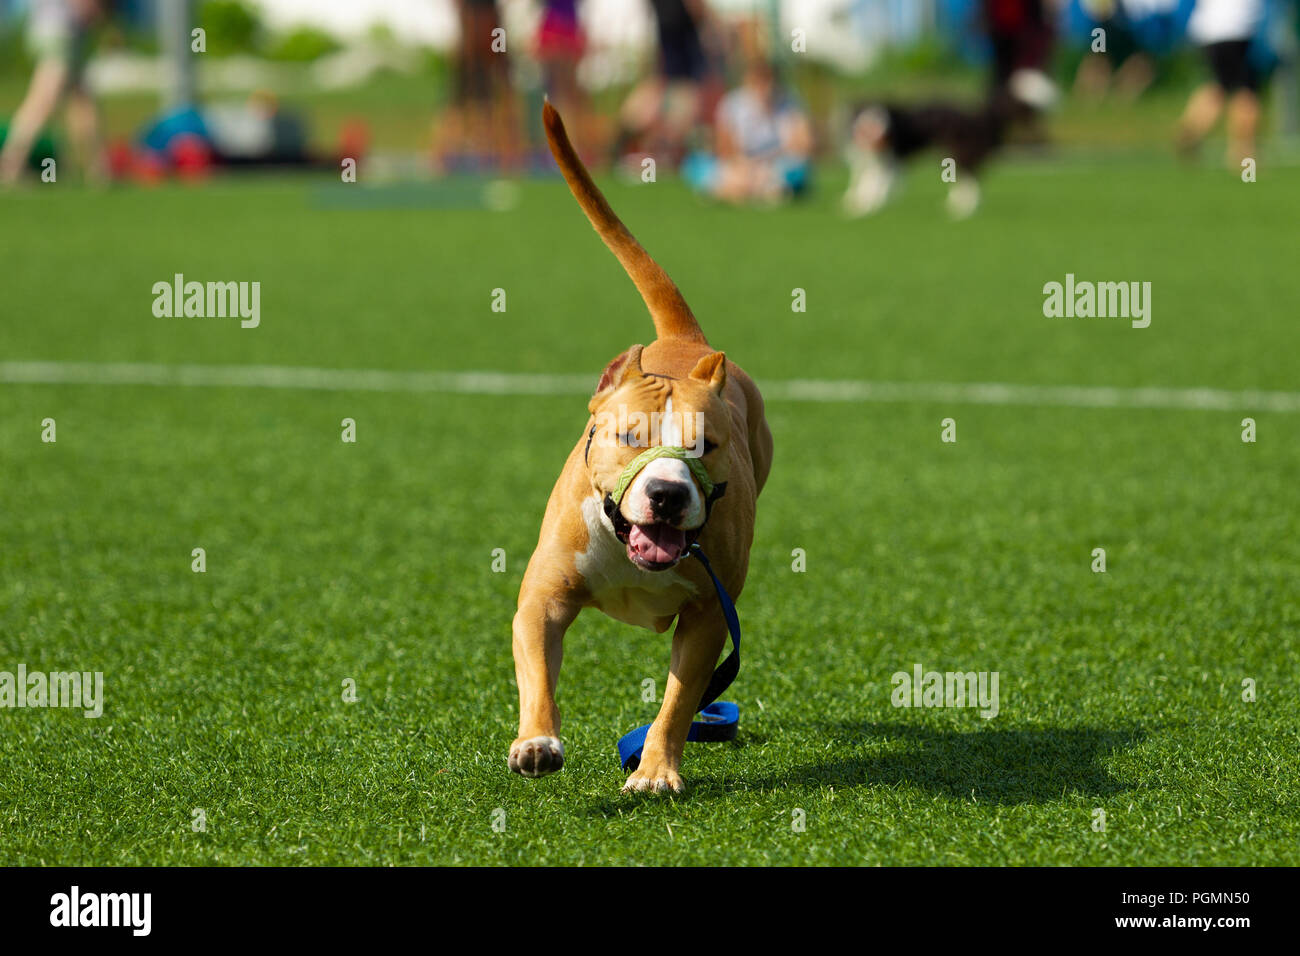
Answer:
[[626, 522, 688, 571]]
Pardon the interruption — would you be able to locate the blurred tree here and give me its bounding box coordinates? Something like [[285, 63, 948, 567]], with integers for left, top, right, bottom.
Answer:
[[266, 26, 341, 63], [199, 0, 262, 57]]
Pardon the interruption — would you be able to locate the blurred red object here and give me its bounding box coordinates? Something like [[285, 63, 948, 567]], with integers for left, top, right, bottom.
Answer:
[[134, 150, 168, 186], [169, 133, 213, 182], [338, 118, 370, 164], [106, 138, 135, 180]]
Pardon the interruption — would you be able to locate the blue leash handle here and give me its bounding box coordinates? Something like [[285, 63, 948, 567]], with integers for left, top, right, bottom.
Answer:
[[617, 543, 741, 771]]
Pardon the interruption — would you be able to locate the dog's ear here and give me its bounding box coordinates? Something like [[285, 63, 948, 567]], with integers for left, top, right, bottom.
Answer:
[[589, 345, 644, 412], [689, 351, 727, 395]]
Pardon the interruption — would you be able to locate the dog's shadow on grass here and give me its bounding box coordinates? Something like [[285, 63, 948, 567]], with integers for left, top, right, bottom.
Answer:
[[699, 721, 1147, 805]]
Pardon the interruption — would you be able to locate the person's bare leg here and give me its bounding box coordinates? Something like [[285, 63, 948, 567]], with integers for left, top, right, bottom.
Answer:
[[1178, 82, 1224, 154], [618, 77, 665, 138], [1225, 89, 1260, 167], [466, 101, 491, 158], [65, 86, 106, 183], [711, 159, 745, 202], [714, 158, 770, 204], [1073, 55, 1111, 101], [488, 56, 520, 171], [551, 58, 596, 157], [490, 91, 521, 172], [0, 59, 69, 184], [433, 104, 463, 168], [647, 80, 699, 167], [1114, 54, 1155, 103]]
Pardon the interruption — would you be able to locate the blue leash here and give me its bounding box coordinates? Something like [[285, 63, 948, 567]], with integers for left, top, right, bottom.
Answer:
[[617, 542, 741, 771]]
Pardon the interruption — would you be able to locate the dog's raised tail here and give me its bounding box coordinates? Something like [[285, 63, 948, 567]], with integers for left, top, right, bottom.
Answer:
[[542, 100, 706, 344]]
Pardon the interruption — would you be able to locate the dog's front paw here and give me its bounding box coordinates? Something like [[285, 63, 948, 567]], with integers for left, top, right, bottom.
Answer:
[[508, 735, 564, 778], [621, 761, 684, 795]]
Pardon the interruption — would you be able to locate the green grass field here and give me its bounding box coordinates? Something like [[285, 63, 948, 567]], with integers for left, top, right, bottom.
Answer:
[[2, 156, 1298, 866]]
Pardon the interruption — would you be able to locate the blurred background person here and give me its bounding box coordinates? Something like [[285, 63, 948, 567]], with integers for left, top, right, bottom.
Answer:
[[1, 0, 108, 185], [1177, 0, 1267, 166], [1071, 0, 1157, 102], [611, 0, 718, 169], [982, 0, 1055, 97], [683, 58, 812, 205], [433, 0, 521, 172], [536, 0, 597, 153], [980, 0, 1057, 141]]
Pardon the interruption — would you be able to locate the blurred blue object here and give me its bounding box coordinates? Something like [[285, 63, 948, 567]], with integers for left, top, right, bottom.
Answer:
[[681, 151, 719, 193], [920, 0, 1291, 70], [938, 0, 989, 63], [1061, 0, 1288, 70], [139, 106, 211, 153], [1063, 1, 1193, 54]]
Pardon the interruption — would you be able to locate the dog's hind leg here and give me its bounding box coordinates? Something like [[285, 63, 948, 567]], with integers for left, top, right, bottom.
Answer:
[[622, 605, 728, 794], [946, 176, 981, 220], [842, 152, 898, 218]]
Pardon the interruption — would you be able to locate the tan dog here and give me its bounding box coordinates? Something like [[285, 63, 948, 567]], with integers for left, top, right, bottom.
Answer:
[[508, 103, 773, 793]]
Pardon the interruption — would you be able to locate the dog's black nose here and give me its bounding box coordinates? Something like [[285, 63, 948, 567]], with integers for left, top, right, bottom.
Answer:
[[645, 478, 690, 519]]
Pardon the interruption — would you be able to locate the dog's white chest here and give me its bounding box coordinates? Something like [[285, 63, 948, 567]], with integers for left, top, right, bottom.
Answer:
[[574, 496, 696, 631]]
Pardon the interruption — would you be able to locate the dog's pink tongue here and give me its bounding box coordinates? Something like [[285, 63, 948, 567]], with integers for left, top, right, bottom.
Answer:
[[628, 523, 687, 564]]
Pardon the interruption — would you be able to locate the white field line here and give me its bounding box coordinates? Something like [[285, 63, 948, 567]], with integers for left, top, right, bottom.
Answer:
[[2, 360, 1297, 413]]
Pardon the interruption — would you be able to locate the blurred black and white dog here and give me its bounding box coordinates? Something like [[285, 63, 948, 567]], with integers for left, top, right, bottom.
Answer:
[[842, 69, 1057, 220]]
